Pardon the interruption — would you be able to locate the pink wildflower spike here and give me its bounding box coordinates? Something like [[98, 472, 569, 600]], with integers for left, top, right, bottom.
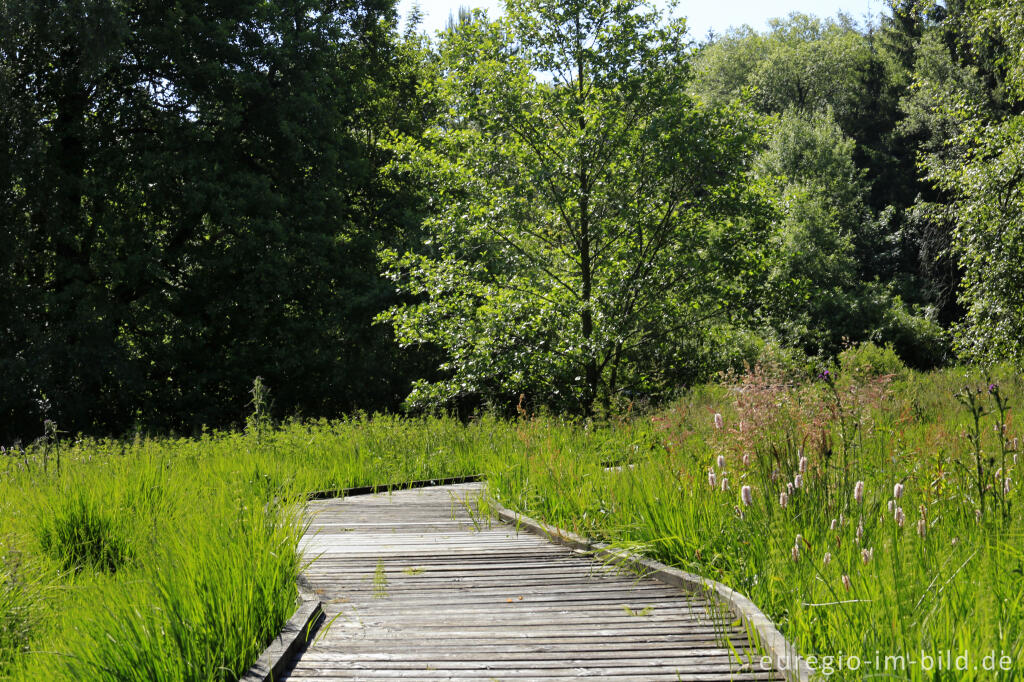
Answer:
[[975, 509, 982, 523], [861, 547, 873, 564], [917, 518, 927, 538], [779, 492, 789, 509], [951, 537, 958, 546], [742, 453, 750, 467], [888, 499, 895, 513], [894, 507, 905, 528], [830, 518, 838, 531], [791, 545, 800, 562], [717, 454, 726, 470], [823, 552, 832, 566], [721, 477, 729, 492], [794, 474, 803, 489], [1005, 478, 1012, 495], [787, 481, 794, 495], [741, 485, 752, 506], [854, 480, 865, 504], [708, 470, 717, 489], [842, 574, 852, 591], [799, 456, 808, 473], [713, 413, 724, 430], [893, 482, 904, 499], [856, 520, 864, 541]]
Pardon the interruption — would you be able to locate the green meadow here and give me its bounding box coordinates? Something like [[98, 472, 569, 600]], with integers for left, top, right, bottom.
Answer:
[[1, 347, 1021, 680]]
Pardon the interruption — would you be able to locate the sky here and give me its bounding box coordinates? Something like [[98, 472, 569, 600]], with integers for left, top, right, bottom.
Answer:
[[395, 0, 886, 40]]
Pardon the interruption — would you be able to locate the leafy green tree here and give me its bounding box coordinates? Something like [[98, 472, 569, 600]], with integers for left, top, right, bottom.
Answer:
[[922, 0, 1024, 363], [379, 0, 765, 416], [0, 0, 415, 439], [750, 108, 947, 364]]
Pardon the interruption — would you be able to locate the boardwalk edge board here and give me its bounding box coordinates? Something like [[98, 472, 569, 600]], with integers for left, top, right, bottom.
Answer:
[[307, 474, 484, 500], [239, 590, 325, 682], [484, 495, 817, 682]]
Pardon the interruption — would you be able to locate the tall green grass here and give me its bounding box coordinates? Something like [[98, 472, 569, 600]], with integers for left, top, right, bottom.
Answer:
[[2, 362, 1022, 680], [485, 360, 1024, 680], [0, 412, 639, 680]]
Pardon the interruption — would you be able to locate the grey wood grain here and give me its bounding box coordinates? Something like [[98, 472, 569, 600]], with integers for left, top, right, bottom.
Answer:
[[280, 483, 784, 682]]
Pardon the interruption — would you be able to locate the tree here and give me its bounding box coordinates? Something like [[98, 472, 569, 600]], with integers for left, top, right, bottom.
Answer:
[[0, 0, 413, 439], [922, 0, 1024, 364], [379, 0, 765, 416]]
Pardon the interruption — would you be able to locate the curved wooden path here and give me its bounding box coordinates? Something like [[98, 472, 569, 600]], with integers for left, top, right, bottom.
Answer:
[[280, 483, 785, 681]]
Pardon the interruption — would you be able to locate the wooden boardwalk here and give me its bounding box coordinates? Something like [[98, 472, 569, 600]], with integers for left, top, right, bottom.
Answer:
[[280, 483, 784, 681]]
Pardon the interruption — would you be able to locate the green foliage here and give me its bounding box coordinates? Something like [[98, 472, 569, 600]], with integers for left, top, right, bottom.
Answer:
[[380, 0, 767, 416], [916, 0, 1024, 365], [37, 492, 132, 575], [0, 0, 425, 440], [0, 550, 38, 676], [838, 341, 909, 379]]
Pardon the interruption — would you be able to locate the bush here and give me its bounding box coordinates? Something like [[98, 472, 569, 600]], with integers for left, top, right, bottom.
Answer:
[[838, 341, 908, 380]]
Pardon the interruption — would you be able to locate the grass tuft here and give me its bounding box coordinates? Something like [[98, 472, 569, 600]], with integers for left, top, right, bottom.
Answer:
[[37, 492, 132, 575]]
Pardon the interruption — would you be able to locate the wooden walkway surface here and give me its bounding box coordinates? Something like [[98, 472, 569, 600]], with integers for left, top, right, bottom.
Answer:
[[280, 482, 784, 681]]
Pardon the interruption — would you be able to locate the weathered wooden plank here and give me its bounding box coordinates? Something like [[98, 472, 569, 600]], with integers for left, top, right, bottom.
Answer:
[[281, 484, 784, 682]]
